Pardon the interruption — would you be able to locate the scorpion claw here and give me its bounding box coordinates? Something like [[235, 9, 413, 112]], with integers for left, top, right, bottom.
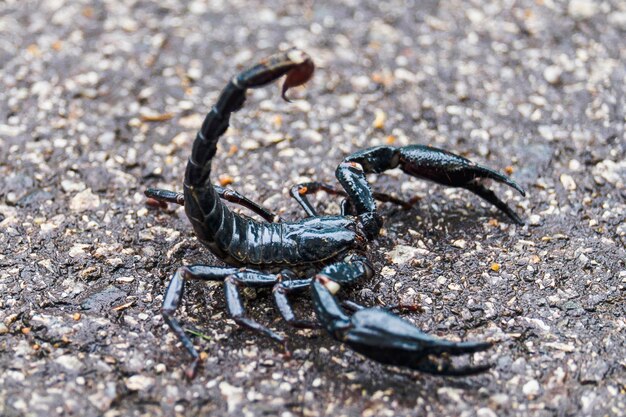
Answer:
[[338, 145, 526, 229], [312, 278, 493, 376]]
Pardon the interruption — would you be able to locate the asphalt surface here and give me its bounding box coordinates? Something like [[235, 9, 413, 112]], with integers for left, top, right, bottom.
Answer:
[[1, 0, 625, 416]]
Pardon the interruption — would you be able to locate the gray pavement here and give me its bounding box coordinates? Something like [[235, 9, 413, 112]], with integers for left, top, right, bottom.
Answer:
[[0, 0, 624, 416]]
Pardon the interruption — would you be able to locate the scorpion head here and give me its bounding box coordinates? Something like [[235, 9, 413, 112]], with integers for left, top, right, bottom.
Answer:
[[295, 228, 361, 263]]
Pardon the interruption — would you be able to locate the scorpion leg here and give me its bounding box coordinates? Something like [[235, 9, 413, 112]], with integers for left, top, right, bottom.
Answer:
[[214, 185, 282, 222], [145, 186, 281, 222], [145, 188, 185, 208], [272, 276, 321, 329], [290, 182, 412, 217], [162, 265, 240, 378], [311, 275, 492, 376], [224, 271, 285, 345], [162, 265, 285, 378], [336, 145, 526, 235]]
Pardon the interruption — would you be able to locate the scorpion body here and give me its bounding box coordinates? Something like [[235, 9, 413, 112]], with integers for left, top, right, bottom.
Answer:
[[146, 49, 526, 379], [182, 50, 361, 268]]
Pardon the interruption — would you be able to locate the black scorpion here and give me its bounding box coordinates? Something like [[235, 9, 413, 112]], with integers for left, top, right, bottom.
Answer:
[[145, 49, 526, 379]]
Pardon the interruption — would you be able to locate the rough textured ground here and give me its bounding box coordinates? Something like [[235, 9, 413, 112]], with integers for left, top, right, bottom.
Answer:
[[1, 0, 625, 416]]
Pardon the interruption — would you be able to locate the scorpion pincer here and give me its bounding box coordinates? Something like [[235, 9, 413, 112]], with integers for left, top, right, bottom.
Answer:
[[145, 49, 526, 379]]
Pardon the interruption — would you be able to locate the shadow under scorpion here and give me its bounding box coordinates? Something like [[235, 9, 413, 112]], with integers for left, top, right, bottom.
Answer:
[[145, 49, 526, 379]]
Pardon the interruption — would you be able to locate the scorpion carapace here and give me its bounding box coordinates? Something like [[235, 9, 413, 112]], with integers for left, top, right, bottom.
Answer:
[[145, 49, 526, 379]]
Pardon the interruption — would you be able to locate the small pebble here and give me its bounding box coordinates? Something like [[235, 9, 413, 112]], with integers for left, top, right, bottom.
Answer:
[[219, 381, 244, 413], [560, 173, 577, 191], [338, 94, 357, 111], [569, 159, 581, 171], [568, 0, 598, 20], [477, 408, 498, 417], [522, 379, 540, 397], [219, 174, 234, 186], [69, 189, 101, 213], [543, 65, 562, 84], [373, 109, 386, 129], [55, 355, 83, 371], [538, 125, 555, 141], [380, 266, 396, 278], [387, 245, 426, 264], [125, 375, 155, 391], [452, 239, 467, 249], [241, 139, 260, 150], [68, 244, 90, 258]]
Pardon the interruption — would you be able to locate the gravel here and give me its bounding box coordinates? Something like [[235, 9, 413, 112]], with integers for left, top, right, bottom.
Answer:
[[1, 0, 625, 416]]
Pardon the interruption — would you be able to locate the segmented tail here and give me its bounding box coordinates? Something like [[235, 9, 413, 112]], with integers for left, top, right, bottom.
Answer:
[[182, 49, 314, 261]]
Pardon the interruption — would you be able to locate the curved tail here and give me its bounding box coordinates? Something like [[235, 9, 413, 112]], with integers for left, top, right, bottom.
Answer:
[[182, 49, 314, 260], [184, 49, 314, 187]]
